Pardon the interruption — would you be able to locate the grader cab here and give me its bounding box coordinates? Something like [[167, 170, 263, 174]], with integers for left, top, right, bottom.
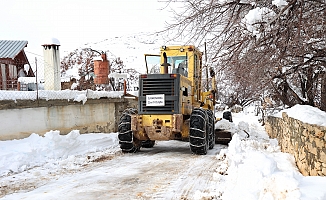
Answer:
[[118, 45, 217, 155]]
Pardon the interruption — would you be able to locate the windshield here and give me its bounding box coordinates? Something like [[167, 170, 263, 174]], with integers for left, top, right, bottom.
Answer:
[[145, 55, 188, 76], [145, 55, 160, 74], [168, 56, 188, 76], [168, 56, 187, 70]]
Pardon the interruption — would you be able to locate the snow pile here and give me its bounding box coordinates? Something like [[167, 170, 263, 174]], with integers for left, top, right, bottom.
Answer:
[[215, 119, 249, 138], [73, 94, 87, 104], [213, 110, 326, 200], [274, 104, 326, 126], [220, 133, 302, 199], [215, 119, 236, 131], [0, 131, 120, 177]]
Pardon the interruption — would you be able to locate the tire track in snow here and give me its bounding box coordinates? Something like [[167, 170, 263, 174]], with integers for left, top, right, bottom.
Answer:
[[1, 141, 227, 200]]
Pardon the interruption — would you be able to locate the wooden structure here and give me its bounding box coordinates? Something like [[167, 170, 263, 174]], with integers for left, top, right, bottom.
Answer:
[[0, 40, 34, 90]]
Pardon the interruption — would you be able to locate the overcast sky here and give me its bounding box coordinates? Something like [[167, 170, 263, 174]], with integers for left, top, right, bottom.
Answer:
[[0, 0, 176, 61]]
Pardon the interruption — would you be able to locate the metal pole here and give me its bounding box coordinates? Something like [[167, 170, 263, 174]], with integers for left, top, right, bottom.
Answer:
[[35, 57, 39, 102]]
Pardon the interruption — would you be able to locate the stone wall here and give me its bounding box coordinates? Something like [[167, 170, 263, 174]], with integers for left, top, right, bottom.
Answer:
[[265, 113, 326, 176]]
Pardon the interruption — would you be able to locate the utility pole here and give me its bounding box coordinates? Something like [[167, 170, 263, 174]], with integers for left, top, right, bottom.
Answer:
[[35, 57, 39, 102]]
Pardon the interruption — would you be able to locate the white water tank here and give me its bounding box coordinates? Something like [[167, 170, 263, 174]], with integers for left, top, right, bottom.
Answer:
[[42, 38, 61, 90]]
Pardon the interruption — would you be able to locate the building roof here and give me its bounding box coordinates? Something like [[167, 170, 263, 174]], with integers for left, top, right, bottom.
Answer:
[[0, 40, 28, 59]]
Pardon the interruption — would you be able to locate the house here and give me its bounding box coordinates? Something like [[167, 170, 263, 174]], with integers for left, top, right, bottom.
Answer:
[[0, 40, 34, 90]]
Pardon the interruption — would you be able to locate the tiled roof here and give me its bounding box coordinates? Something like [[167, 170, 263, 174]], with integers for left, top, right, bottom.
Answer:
[[0, 40, 28, 59]]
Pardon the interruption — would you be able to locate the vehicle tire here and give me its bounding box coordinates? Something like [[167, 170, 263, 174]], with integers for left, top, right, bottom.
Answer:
[[141, 140, 155, 148], [189, 108, 209, 155], [223, 111, 233, 122], [206, 109, 215, 149], [118, 108, 140, 153]]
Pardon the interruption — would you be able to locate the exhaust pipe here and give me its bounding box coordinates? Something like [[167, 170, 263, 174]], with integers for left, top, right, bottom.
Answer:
[[161, 52, 170, 74]]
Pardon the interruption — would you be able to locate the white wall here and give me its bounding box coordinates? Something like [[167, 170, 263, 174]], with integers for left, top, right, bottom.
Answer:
[[0, 102, 116, 140]]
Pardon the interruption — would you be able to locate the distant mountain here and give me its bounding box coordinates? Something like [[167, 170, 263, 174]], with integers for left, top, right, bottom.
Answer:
[[75, 32, 172, 74]]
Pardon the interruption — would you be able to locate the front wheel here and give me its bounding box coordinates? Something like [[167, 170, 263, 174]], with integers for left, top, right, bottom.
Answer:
[[189, 108, 209, 155], [206, 109, 215, 149]]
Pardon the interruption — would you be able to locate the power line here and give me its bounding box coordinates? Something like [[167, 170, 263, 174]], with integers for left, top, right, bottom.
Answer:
[[25, 51, 43, 58]]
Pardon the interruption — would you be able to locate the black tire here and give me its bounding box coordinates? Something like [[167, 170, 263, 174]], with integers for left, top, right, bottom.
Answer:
[[207, 109, 215, 149], [141, 140, 155, 148], [189, 108, 209, 155], [118, 108, 140, 153], [223, 111, 233, 122]]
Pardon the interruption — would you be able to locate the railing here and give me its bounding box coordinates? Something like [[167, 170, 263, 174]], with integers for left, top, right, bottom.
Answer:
[[0, 79, 18, 90]]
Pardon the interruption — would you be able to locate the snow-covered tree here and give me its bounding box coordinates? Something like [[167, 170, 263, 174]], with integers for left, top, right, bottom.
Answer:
[[164, 0, 326, 110], [61, 49, 140, 91]]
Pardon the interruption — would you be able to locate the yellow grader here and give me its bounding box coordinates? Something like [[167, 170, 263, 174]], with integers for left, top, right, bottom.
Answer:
[[118, 45, 218, 155]]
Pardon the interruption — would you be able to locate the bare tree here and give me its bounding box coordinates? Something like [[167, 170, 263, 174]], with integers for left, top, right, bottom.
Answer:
[[61, 50, 140, 91], [163, 0, 326, 110], [61, 48, 97, 90], [109, 57, 140, 91]]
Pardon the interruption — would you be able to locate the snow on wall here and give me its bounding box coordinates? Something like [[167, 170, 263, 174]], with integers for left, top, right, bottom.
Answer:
[[274, 104, 326, 127]]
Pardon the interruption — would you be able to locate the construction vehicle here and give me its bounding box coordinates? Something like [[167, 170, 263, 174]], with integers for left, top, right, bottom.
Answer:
[[118, 45, 217, 155]]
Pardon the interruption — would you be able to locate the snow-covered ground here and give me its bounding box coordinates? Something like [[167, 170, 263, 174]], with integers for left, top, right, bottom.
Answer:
[[1, 105, 326, 199]]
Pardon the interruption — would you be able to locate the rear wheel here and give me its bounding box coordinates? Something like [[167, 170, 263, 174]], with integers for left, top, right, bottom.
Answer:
[[206, 110, 215, 149], [118, 108, 140, 153], [189, 108, 209, 155]]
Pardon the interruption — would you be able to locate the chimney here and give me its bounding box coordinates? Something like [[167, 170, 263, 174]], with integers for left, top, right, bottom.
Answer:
[[93, 53, 109, 84], [42, 38, 61, 90]]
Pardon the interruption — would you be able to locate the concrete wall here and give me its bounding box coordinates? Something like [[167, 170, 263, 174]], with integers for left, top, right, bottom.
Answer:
[[265, 113, 326, 176], [0, 97, 137, 140]]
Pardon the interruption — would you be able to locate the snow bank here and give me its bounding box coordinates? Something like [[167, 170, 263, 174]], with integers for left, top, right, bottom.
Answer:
[[221, 133, 302, 199], [275, 104, 326, 126], [215, 111, 326, 200], [0, 131, 120, 176]]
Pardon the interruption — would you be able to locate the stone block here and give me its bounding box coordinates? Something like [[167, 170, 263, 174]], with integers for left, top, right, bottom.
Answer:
[[301, 168, 310, 176], [320, 151, 326, 162], [302, 128, 308, 137], [316, 169, 323, 176], [315, 131, 325, 138], [299, 149, 306, 160], [314, 161, 321, 170], [314, 138, 325, 149], [322, 167, 326, 176], [312, 148, 318, 155], [310, 168, 318, 176], [294, 141, 299, 151]]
